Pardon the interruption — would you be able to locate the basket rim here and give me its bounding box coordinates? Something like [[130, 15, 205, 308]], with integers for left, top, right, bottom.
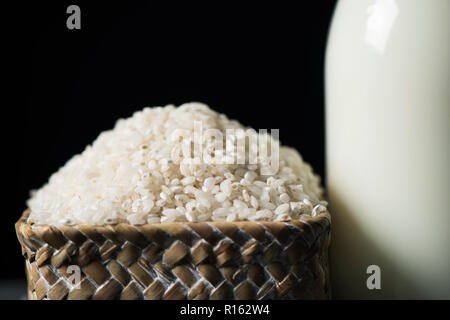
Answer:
[[16, 208, 331, 257], [16, 208, 331, 230]]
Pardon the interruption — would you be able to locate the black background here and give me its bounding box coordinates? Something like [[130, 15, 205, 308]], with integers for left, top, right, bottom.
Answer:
[[4, 1, 336, 279]]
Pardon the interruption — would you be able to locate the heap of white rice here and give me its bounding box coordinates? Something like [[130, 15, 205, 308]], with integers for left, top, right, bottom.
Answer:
[[27, 103, 327, 226]]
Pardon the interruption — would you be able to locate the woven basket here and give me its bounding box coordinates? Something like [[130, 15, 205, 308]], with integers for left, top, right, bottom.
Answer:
[[15, 209, 331, 300]]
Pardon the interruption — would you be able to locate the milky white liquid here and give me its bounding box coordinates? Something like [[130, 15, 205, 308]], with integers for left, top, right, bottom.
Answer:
[[326, 0, 450, 299]]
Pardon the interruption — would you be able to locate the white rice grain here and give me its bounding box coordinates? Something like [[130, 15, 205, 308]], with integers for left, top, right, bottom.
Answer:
[[26, 103, 326, 225]]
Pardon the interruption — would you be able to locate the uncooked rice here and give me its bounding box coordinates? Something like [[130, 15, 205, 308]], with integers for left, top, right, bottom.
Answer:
[[27, 103, 327, 226]]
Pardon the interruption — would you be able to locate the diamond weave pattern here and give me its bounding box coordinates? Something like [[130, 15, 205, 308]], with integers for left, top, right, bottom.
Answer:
[[16, 210, 331, 300]]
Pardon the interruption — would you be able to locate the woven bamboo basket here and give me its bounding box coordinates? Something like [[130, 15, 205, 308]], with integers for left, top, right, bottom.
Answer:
[[15, 209, 331, 300]]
